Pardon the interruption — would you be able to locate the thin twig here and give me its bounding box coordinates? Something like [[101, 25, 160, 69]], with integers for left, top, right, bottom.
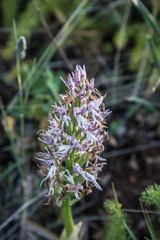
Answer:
[[112, 0, 132, 103], [123, 208, 160, 215], [31, 0, 73, 71], [102, 140, 160, 158], [31, 0, 53, 39]]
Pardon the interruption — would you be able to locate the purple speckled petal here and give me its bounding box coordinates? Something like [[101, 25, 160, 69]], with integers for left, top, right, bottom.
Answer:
[[86, 131, 98, 142], [70, 134, 79, 149], [74, 184, 83, 199], [43, 136, 54, 145], [100, 110, 112, 119], [73, 106, 86, 116], [73, 163, 82, 174], [78, 85, 86, 98], [88, 96, 103, 112], [67, 74, 75, 89], [55, 103, 67, 117], [88, 78, 95, 91]]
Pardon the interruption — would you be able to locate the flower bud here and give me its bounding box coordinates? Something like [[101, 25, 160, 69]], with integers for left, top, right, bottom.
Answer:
[[16, 36, 27, 60]]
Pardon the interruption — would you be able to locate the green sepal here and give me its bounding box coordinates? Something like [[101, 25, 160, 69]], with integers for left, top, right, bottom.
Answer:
[[77, 153, 92, 167]]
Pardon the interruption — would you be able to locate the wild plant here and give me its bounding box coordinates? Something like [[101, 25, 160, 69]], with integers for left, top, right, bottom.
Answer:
[[36, 65, 111, 238]]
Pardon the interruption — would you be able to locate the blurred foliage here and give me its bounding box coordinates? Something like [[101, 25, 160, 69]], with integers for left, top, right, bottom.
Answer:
[[1, 0, 81, 58], [104, 200, 129, 240], [1, 0, 19, 27], [2, 0, 160, 91], [110, 119, 125, 135], [141, 184, 160, 239], [9, 64, 66, 119], [2, 115, 16, 138], [104, 184, 160, 240], [141, 184, 160, 214]]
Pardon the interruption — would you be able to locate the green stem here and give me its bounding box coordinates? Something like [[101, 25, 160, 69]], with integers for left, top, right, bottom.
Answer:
[[13, 20, 25, 164], [61, 197, 74, 237], [13, 21, 26, 224]]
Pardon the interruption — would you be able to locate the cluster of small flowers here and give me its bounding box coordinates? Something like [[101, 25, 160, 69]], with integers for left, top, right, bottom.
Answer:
[[36, 65, 111, 206]]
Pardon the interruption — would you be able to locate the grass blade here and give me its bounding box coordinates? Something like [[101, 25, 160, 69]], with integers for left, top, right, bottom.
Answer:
[[131, 0, 160, 44], [147, 35, 160, 75], [141, 202, 157, 240], [124, 222, 138, 240], [0, 163, 17, 181]]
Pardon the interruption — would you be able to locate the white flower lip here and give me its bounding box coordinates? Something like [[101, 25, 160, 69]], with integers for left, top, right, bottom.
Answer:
[[40, 165, 56, 187], [73, 163, 102, 191]]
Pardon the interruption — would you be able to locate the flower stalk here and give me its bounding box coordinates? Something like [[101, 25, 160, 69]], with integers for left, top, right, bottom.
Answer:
[[61, 197, 74, 237]]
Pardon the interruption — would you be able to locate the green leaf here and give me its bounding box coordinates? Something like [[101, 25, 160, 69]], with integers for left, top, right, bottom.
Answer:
[[46, 69, 65, 101], [77, 153, 91, 167], [124, 223, 138, 240], [112, 183, 120, 210], [60, 222, 82, 240], [127, 96, 157, 112]]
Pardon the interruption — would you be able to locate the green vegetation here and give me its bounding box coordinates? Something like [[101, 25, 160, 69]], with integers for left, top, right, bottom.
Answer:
[[104, 199, 128, 240], [104, 184, 160, 240]]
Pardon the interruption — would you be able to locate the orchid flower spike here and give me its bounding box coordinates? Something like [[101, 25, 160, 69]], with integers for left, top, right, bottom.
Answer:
[[36, 65, 111, 206]]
